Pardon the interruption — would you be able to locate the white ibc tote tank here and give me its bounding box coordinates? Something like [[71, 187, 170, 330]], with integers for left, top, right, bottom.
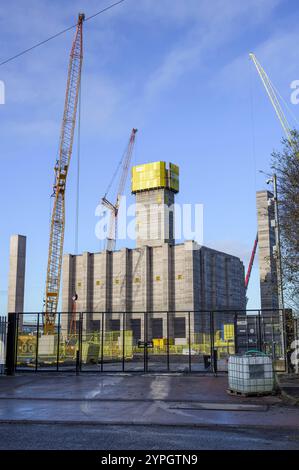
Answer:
[[228, 350, 274, 395]]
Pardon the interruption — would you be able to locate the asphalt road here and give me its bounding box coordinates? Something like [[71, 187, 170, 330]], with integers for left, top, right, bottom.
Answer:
[[1, 423, 299, 450]]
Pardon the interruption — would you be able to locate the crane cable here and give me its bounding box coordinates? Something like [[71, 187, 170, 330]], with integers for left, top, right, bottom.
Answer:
[[75, 82, 81, 255], [271, 80, 299, 130], [0, 0, 128, 67], [104, 130, 139, 200], [103, 143, 128, 199], [249, 61, 257, 192]]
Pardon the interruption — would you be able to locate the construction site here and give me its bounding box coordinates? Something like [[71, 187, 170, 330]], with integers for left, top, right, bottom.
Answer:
[[2, 13, 298, 376]]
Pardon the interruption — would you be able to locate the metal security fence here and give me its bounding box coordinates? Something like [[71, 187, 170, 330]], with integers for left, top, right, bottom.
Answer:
[[0, 316, 7, 374], [6, 309, 295, 375]]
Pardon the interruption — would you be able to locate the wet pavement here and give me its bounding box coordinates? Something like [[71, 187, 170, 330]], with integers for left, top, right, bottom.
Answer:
[[1, 423, 299, 450], [0, 373, 298, 429], [277, 373, 299, 405]]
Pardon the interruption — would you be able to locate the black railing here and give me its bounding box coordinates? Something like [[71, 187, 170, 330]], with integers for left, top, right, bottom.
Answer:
[[5, 309, 296, 375], [0, 316, 7, 374]]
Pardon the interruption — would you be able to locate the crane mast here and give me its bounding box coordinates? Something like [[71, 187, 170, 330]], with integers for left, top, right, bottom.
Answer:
[[44, 14, 84, 334], [102, 128, 138, 251]]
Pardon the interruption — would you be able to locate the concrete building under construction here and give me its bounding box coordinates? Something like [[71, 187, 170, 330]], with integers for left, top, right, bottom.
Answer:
[[61, 162, 246, 339], [256, 190, 279, 310]]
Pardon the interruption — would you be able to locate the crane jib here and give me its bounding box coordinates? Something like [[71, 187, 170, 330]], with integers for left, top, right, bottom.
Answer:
[[103, 128, 138, 252]]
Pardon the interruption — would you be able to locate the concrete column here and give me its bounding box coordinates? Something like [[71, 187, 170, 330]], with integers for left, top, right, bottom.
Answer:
[[135, 189, 175, 247], [81, 252, 92, 331], [80, 253, 91, 312], [143, 246, 154, 338], [224, 257, 231, 309], [211, 253, 217, 309], [113, 248, 130, 332], [143, 246, 152, 312], [184, 241, 195, 341], [199, 248, 206, 311], [183, 241, 195, 311], [7, 235, 26, 328], [61, 254, 75, 334], [92, 251, 110, 313], [105, 251, 113, 313], [90, 251, 111, 333], [118, 248, 130, 312], [101, 251, 113, 332], [162, 243, 171, 312]]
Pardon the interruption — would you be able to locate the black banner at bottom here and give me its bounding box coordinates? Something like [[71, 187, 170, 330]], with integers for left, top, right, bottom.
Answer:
[[0, 450, 297, 465]]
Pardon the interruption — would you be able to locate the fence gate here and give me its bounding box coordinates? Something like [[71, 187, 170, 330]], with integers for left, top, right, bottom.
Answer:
[[235, 312, 286, 371], [11, 310, 294, 374]]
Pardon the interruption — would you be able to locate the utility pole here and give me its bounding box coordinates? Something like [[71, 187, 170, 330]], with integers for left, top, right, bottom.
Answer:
[[270, 174, 287, 368]]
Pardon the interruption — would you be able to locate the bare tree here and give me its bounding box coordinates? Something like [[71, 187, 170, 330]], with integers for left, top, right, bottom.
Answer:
[[272, 130, 299, 315]]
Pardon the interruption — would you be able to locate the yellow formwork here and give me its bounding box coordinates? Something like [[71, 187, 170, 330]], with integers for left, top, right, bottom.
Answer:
[[169, 162, 179, 192], [132, 161, 166, 192], [131, 161, 179, 193]]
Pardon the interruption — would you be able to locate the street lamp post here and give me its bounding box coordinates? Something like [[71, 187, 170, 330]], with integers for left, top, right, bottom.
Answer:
[[260, 169, 287, 369], [272, 174, 285, 311], [269, 174, 287, 369]]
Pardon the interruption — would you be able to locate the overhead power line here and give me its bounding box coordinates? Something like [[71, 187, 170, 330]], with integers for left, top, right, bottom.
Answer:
[[0, 0, 127, 67]]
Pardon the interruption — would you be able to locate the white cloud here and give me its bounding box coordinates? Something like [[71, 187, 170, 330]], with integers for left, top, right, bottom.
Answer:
[[144, 40, 201, 98], [80, 73, 122, 136], [134, 0, 280, 27], [0, 0, 283, 140], [217, 26, 299, 93], [0, 0, 130, 140], [142, 0, 282, 101]]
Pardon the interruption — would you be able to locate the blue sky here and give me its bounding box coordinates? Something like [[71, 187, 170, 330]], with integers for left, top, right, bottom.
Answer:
[[1, 0, 299, 313]]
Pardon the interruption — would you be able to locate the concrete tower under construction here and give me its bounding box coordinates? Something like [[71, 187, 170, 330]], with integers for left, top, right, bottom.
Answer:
[[61, 161, 246, 339], [256, 190, 279, 310]]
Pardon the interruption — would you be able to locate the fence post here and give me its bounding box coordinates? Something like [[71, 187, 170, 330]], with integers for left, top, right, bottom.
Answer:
[[5, 312, 17, 376], [257, 310, 262, 352], [35, 313, 40, 372], [122, 312, 125, 372], [56, 313, 61, 372], [0, 317, 7, 374], [79, 312, 83, 372], [76, 350, 80, 376], [210, 311, 217, 375], [188, 312, 192, 373], [144, 312, 147, 373], [167, 312, 170, 372], [234, 312, 238, 354], [283, 308, 289, 373], [101, 312, 104, 373], [270, 315, 275, 361]]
